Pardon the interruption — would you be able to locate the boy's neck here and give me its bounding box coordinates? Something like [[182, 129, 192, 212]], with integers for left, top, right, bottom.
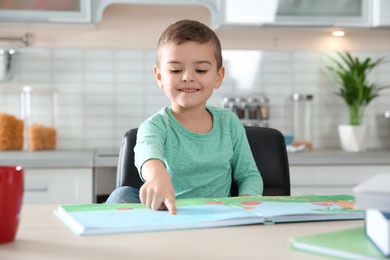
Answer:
[[171, 106, 213, 134]]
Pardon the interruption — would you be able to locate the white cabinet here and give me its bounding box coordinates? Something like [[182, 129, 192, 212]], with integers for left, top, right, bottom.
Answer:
[[372, 0, 390, 27], [0, 0, 92, 23], [0, 0, 221, 25], [290, 165, 390, 196], [92, 0, 221, 24], [222, 0, 372, 27], [24, 168, 93, 204]]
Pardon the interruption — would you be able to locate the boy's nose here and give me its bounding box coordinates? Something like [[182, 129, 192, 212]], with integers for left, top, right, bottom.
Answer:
[[181, 71, 195, 82]]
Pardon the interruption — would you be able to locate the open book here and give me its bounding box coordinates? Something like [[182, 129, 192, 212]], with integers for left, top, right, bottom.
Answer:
[[55, 194, 364, 236]]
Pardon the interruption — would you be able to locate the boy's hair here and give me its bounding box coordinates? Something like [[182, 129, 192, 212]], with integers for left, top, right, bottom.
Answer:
[[156, 19, 223, 70]]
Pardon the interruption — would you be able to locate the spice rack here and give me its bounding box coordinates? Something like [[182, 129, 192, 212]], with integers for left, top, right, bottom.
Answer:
[[221, 94, 269, 127]]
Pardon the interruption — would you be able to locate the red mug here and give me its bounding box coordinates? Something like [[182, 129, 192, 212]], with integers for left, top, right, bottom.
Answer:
[[0, 165, 24, 244]]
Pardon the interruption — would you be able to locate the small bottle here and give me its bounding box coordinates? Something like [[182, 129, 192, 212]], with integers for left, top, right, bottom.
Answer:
[[258, 95, 269, 127], [221, 96, 236, 113], [234, 97, 246, 119], [291, 93, 313, 150], [246, 97, 259, 120]]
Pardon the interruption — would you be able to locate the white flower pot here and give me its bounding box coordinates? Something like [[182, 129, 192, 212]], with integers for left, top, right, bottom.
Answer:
[[338, 125, 368, 152]]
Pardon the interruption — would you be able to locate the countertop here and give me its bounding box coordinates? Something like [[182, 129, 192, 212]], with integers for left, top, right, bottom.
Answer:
[[0, 149, 95, 168], [1, 149, 389, 168], [287, 149, 390, 166]]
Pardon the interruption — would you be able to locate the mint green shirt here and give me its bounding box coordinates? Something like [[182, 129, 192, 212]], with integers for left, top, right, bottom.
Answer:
[[134, 106, 263, 199]]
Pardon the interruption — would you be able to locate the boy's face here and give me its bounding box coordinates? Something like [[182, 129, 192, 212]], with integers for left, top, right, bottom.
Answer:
[[154, 41, 224, 112]]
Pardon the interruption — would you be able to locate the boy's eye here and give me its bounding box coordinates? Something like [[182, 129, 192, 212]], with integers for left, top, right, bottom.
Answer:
[[168, 69, 207, 74]]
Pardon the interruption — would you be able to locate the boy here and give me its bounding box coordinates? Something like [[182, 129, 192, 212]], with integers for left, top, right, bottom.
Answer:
[[106, 20, 263, 214]]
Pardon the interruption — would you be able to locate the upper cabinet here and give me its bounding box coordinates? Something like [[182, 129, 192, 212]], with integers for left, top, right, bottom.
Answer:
[[372, 0, 390, 27], [0, 0, 389, 28], [0, 0, 92, 23], [220, 0, 390, 28], [91, 0, 221, 24], [0, 0, 220, 25]]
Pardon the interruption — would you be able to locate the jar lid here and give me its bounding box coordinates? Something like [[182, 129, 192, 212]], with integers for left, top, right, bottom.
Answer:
[[258, 96, 269, 103], [291, 93, 313, 101], [234, 97, 246, 102], [247, 97, 259, 103]]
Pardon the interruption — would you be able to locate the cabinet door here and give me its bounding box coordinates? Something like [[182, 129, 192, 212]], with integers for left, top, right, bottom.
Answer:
[[290, 166, 390, 196], [24, 168, 93, 204], [223, 0, 370, 27], [0, 0, 91, 23]]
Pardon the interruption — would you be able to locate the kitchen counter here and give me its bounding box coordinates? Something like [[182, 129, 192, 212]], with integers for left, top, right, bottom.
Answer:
[[1, 149, 389, 168], [94, 149, 119, 167], [0, 149, 95, 168], [94, 149, 390, 167], [287, 149, 390, 166], [2, 149, 389, 201], [288, 149, 390, 196]]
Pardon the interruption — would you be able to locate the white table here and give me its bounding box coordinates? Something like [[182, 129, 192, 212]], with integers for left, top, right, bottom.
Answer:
[[0, 204, 364, 260]]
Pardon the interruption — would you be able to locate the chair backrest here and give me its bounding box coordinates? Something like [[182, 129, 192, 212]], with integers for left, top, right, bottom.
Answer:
[[116, 126, 290, 196], [235, 127, 291, 196]]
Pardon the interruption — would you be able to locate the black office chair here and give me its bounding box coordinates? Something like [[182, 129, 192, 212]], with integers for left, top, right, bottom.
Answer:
[[116, 126, 290, 196]]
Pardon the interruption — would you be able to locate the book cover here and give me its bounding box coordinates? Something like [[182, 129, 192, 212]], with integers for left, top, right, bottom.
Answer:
[[55, 194, 364, 236], [290, 227, 388, 260], [366, 209, 390, 257], [353, 172, 390, 212]]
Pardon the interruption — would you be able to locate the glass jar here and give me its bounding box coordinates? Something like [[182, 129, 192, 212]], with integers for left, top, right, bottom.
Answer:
[[291, 93, 313, 150], [0, 86, 57, 150], [258, 95, 269, 126], [221, 96, 235, 111], [234, 97, 246, 119], [246, 97, 259, 120]]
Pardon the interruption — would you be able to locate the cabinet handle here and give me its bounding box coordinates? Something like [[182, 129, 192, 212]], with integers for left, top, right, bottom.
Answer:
[[24, 187, 48, 192]]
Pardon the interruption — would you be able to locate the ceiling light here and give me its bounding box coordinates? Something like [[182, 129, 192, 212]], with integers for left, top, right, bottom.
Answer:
[[332, 31, 345, 37]]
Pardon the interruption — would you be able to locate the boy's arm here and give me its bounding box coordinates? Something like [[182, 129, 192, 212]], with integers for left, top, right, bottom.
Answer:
[[139, 159, 176, 214]]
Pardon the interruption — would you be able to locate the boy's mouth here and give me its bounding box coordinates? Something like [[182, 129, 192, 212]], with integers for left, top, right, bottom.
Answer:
[[179, 88, 199, 93]]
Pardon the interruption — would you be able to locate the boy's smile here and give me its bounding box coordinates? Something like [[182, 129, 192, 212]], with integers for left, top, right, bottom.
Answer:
[[154, 41, 225, 112], [179, 87, 199, 93]]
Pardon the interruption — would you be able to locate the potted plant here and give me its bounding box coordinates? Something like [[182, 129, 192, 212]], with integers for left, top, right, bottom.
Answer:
[[327, 51, 389, 152]]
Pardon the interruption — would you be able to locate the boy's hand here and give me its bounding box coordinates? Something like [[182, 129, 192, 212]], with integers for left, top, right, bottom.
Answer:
[[139, 160, 177, 214]]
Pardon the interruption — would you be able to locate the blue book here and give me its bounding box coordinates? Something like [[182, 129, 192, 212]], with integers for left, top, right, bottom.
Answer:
[[54, 194, 363, 236]]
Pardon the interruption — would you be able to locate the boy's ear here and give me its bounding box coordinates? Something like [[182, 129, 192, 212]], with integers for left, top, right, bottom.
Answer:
[[214, 66, 225, 89], [154, 65, 164, 88]]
